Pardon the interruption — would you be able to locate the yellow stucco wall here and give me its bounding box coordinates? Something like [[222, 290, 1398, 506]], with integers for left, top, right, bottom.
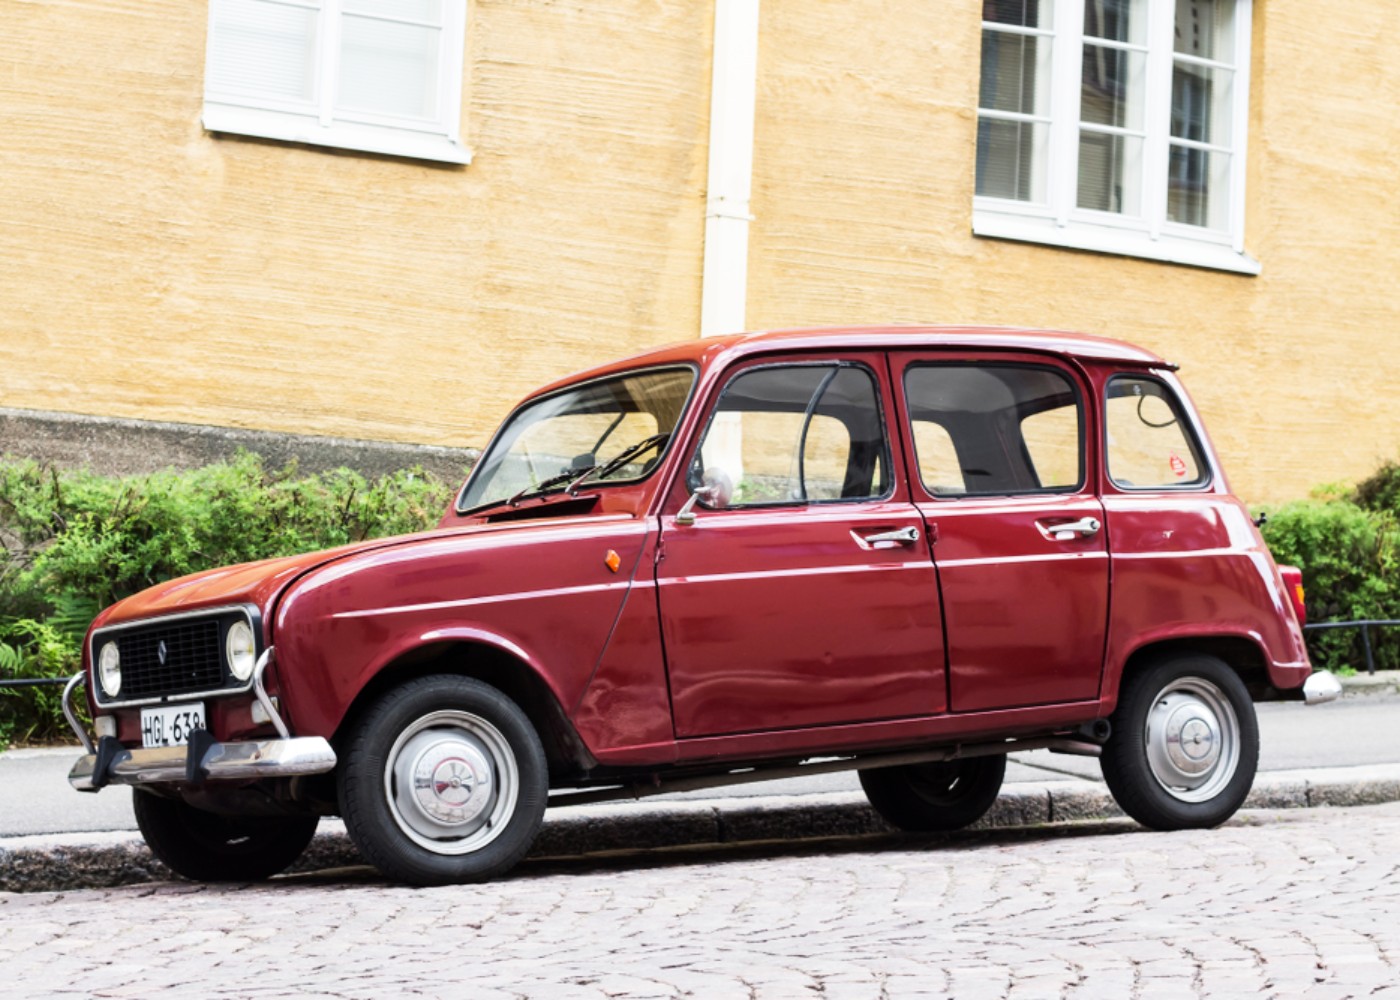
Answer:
[[746, 1, 1400, 504], [0, 0, 711, 448], [1, 1, 1397, 504]]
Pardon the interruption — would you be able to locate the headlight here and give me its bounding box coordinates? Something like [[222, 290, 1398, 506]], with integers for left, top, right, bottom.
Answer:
[[226, 620, 256, 682], [98, 642, 121, 698]]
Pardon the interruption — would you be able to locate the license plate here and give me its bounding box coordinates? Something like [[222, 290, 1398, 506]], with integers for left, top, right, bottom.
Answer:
[[140, 702, 206, 749]]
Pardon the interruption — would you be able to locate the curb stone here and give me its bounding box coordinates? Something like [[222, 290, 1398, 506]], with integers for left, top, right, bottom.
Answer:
[[5, 765, 1400, 893]]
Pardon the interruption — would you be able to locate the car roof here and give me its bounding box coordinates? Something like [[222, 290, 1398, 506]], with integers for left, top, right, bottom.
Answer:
[[529, 325, 1174, 399]]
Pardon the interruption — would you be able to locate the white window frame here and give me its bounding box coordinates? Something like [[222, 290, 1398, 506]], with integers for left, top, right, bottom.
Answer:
[[202, 0, 470, 165], [973, 0, 1256, 275]]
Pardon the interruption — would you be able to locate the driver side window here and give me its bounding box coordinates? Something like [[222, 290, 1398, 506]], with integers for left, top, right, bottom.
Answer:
[[690, 364, 890, 506]]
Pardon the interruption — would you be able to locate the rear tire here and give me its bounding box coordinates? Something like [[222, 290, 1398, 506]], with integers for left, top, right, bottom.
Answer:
[[1101, 653, 1259, 830], [337, 675, 548, 886], [133, 790, 319, 882], [859, 754, 1006, 832]]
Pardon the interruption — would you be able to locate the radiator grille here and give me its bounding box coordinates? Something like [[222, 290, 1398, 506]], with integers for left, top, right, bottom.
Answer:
[[114, 619, 224, 700]]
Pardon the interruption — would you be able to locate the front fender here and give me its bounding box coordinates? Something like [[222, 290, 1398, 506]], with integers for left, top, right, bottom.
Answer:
[[269, 516, 651, 740]]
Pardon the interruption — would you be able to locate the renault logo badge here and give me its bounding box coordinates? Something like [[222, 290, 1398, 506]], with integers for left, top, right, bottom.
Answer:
[[157, 640, 168, 665]]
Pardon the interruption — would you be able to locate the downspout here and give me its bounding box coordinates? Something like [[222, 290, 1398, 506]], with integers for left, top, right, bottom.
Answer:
[[699, 0, 760, 338]]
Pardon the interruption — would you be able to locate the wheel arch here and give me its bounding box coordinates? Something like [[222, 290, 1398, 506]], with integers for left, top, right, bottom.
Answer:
[[1111, 635, 1277, 708], [332, 640, 598, 785]]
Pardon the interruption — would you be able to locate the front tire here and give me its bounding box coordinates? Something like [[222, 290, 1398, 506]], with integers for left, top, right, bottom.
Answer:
[[859, 754, 1006, 832], [337, 675, 548, 886], [133, 791, 319, 882], [1101, 654, 1259, 830]]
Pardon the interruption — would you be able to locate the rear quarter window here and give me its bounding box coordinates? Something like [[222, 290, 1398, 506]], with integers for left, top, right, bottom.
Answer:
[[1105, 375, 1209, 489]]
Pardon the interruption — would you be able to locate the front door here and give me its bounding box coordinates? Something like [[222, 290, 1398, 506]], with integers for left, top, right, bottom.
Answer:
[[894, 355, 1110, 712], [656, 355, 946, 738]]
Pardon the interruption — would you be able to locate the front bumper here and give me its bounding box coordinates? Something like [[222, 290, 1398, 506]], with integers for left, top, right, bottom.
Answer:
[[69, 735, 337, 791]]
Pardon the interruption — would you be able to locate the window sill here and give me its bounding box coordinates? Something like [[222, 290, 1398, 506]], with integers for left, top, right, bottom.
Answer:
[[973, 206, 1260, 276], [202, 104, 471, 166]]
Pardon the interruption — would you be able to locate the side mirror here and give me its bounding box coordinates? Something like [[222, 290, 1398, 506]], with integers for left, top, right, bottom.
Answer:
[[676, 468, 734, 526]]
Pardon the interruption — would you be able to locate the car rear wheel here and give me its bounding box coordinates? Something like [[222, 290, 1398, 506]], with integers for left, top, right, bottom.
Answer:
[[1101, 653, 1259, 830], [337, 674, 548, 886], [859, 754, 1006, 832], [133, 790, 319, 882]]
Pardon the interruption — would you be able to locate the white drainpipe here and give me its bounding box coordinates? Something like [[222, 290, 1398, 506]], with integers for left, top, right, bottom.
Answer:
[[699, 0, 760, 338]]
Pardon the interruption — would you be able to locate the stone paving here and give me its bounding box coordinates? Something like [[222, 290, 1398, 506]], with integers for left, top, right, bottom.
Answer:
[[3, 803, 1400, 999]]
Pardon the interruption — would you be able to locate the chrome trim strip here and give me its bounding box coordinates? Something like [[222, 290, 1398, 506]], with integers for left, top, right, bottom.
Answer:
[[88, 604, 260, 709], [62, 673, 95, 755], [69, 736, 337, 791], [251, 647, 290, 740], [1303, 670, 1343, 706]]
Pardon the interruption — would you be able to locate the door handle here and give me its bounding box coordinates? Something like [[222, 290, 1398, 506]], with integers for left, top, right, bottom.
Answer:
[[853, 526, 921, 549], [1038, 516, 1101, 541]]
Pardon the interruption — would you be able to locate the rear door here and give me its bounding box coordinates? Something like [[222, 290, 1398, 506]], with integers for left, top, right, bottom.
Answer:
[[894, 354, 1109, 712]]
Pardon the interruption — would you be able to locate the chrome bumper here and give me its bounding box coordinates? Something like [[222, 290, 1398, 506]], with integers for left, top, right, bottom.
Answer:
[[69, 736, 337, 791], [1303, 670, 1343, 706]]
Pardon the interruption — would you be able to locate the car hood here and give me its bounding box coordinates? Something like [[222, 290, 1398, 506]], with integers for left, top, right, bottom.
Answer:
[[92, 530, 450, 630]]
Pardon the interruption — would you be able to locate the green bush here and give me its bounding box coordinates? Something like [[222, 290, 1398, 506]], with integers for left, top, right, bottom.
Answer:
[[0, 452, 456, 747], [1259, 479, 1399, 674]]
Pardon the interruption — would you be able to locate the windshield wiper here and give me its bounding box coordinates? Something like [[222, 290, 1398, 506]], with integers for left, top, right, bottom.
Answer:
[[568, 433, 670, 492], [507, 467, 597, 507]]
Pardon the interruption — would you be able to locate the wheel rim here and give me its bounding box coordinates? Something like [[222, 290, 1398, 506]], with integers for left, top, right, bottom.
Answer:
[[383, 710, 520, 855], [1143, 677, 1240, 803]]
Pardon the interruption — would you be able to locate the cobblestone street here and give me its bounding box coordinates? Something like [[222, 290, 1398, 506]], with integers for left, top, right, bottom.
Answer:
[[4, 803, 1400, 1000]]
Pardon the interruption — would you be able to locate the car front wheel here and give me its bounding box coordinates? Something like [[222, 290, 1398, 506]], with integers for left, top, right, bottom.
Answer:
[[1101, 654, 1259, 830], [133, 790, 319, 882], [337, 674, 548, 886]]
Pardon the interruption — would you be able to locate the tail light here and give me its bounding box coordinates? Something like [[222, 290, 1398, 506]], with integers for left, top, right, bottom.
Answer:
[[1278, 565, 1307, 625]]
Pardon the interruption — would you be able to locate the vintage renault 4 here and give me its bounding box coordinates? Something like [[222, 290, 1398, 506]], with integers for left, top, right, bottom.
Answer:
[[65, 326, 1339, 885]]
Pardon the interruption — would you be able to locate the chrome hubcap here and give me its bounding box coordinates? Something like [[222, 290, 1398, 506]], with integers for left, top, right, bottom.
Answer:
[[385, 710, 519, 855], [1144, 678, 1239, 803]]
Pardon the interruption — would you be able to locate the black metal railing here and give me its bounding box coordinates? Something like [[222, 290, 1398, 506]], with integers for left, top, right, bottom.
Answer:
[[1303, 620, 1400, 676], [0, 676, 68, 689]]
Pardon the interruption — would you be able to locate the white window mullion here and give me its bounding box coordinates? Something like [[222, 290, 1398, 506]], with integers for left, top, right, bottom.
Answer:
[[438, 0, 467, 145], [317, 0, 342, 126], [1050, 0, 1086, 228], [1141, 0, 1175, 241], [1228, 0, 1254, 254]]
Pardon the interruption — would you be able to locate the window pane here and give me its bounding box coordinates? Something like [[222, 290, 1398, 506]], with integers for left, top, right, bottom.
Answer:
[[1171, 64, 1232, 145], [904, 365, 1081, 496], [207, 0, 320, 104], [979, 30, 1050, 114], [1083, 0, 1146, 45], [984, 0, 1052, 29], [1167, 145, 1229, 229], [343, 0, 441, 23], [337, 15, 442, 120], [1080, 44, 1145, 129], [1106, 377, 1206, 488], [1175, 0, 1234, 61], [977, 118, 1048, 201], [1021, 405, 1081, 488], [1077, 131, 1143, 215], [697, 366, 888, 506]]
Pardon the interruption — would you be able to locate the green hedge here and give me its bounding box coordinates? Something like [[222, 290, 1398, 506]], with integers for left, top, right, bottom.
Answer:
[[0, 453, 455, 747], [1259, 460, 1400, 674]]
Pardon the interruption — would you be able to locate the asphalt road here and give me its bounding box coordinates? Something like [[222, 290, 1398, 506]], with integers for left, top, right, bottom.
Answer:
[[3, 696, 1397, 838], [5, 802, 1400, 998]]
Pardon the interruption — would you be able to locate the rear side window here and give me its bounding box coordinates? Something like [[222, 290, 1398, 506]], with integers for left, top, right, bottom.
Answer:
[[904, 364, 1083, 496], [1105, 376, 1208, 489]]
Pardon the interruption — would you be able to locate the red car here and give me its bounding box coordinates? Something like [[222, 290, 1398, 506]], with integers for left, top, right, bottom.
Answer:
[[65, 327, 1339, 885]]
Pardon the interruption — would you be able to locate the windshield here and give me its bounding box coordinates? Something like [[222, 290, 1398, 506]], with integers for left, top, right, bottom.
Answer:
[[458, 366, 696, 511]]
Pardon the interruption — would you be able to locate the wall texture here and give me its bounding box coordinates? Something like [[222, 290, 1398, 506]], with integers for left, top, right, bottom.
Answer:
[[1, 0, 1396, 503]]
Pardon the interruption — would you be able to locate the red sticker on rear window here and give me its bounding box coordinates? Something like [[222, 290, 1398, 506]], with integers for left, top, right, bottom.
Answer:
[[1169, 453, 1187, 478]]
